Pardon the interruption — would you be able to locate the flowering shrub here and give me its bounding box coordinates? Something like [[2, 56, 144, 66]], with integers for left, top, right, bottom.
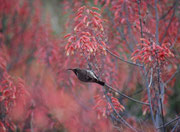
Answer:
[[131, 38, 174, 66], [93, 93, 125, 118], [64, 6, 107, 56], [0, 0, 180, 131]]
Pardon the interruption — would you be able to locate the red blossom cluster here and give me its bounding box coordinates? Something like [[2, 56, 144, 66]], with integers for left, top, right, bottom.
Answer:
[[0, 71, 27, 131], [64, 6, 107, 56], [131, 38, 174, 66], [0, 73, 16, 108], [111, 0, 147, 27], [93, 93, 125, 118]]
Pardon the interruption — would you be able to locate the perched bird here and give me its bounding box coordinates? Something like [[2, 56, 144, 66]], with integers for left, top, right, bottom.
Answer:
[[68, 68, 105, 86]]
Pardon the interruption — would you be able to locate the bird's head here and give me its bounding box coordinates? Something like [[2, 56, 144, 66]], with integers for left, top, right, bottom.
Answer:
[[67, 68, 78, 75]]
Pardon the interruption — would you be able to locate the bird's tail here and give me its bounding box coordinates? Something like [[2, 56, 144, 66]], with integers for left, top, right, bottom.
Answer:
[[96, 80, 105, 86]]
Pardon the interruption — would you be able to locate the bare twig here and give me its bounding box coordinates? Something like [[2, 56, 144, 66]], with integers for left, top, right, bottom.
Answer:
[[156, 59, 165, 131], [104, 83, 149, 105], [30, 111, 34, 132], [106, 9, 133, 52], [171, 118, 179, 132], [155, 1, 165, 131], [116, 26, 133, 52], [165, 67, 180, 85], [137, 0, 143, 38], [144, 67, 156, 127], [97, 36, 142, 67], [106, 48, 143, 67], [123, 1, 138, 46], [158, 116, 180, 129], [103, 88, 138, 132], [160, 1, 176, 20], [155, 0, 159, 45], [170, 28, 180, 49], [160, 4, 176, 45]]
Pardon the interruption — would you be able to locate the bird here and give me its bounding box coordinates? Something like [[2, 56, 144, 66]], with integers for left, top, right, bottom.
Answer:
[[67, 68, 105, 86]]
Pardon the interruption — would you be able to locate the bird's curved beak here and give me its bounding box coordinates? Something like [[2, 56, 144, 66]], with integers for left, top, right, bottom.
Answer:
[[67, 69, 73, 71]]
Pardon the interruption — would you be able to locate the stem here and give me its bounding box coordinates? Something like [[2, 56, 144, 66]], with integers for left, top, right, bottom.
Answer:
[[106, 8, 133, 52], [160, 1, 176, 20], [157, 61, 165, 132], [155, 1, 165, 131], [155, 0, 159, 45], [160, 5, 176, 45], [104, 83, 149, 105], [171, 119, 179, 132], [157, 116, 180, 129], [165, 66, 180, 85], [137, 0, 143, 38], [106, 48, 143, 67], [144, 67, 156, 127], [124, 1, 137, 45], [103, 88, 138, 132]]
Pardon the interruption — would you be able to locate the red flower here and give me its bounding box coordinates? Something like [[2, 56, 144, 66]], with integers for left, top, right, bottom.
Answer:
[[131, 38, 174, 66], [93, 93, 125, 118], [64, 6, 107, 56]]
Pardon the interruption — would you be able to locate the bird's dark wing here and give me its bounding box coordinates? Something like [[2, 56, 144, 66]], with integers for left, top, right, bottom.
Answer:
[[75, 69, 97, 82], [70, 68, 105, 86], [75, 69, 90, 82], [86, 70, 98, 80]]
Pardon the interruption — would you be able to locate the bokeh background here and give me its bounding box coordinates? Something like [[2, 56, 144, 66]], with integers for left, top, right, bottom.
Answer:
[[0, 0, 180, 131]]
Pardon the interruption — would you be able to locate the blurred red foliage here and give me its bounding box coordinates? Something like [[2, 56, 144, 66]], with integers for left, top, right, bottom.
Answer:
[[0, 0, 180, 131]]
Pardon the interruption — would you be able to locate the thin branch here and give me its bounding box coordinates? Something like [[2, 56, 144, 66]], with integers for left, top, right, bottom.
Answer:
[[104, 83, 149, 105], [160, 4, 176, 45], [158, 116, 180, 129], [142, 31, 155, 39], [130, 88, 144, 97], [144, 67, 156, 127], [155, 0, 159, 45], [148, 69, 153, 89], [170, 28, 180, 49], [165, 67, 180, 85], [105, 8, 142, 67], [137, 0, 144, 38], [171, 119, 179, 132], [124, 1, 138, 46], [103, 88, 138, 132], [116, 26, 133, 52], [30, 111, 34, 132], [157, 60, 165, 132], [106, 9, 133, 52], [155, 1, 165, 131], [97, 36, 142, 67], [106, 48, 143, 67], [157, 61, 165, 132], [160, 1, 176, 20]]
